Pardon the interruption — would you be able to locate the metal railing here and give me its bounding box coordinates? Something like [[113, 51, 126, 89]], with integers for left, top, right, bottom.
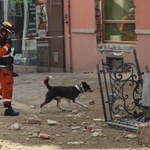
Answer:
[[97, 49, 144, 130]]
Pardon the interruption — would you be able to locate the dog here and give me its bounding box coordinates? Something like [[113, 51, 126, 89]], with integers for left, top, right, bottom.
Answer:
[[39, 76, 93, 112]]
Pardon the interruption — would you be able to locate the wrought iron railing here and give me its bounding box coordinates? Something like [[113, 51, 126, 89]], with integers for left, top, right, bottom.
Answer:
[[97, 49, 144, 130]]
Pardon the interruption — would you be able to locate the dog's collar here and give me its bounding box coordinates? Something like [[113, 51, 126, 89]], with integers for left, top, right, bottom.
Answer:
[[75, 84, 83, 92]]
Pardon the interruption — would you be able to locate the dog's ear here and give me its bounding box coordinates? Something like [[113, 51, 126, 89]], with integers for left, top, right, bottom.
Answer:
[[81, 81, 86, 84], [81, 82, 88, 86]]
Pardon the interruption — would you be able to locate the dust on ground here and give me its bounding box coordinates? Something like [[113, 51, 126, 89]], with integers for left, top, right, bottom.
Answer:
[[0, 73, 147, 150]]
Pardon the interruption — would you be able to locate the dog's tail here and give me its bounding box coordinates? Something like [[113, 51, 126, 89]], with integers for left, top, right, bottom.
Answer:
[[43, 76, 52, 90]]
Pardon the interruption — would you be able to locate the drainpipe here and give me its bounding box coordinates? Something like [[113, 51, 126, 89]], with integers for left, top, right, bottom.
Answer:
[[62, 0, 66, 72], [68, 0, 73, 72], [3, 0, 8, 20], [22, 1, 28, 58]]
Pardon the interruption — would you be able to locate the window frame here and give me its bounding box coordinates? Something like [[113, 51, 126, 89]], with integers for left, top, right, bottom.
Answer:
[[102, 0, 136, 44]]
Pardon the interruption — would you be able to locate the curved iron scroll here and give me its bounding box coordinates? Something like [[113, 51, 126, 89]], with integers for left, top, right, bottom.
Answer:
[[108, 62, 143, 118]]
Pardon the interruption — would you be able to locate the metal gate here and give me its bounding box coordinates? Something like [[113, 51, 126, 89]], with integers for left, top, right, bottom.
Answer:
[[97, 50, 144, 130]]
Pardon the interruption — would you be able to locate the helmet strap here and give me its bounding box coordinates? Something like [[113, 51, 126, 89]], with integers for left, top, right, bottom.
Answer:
[[0, 29, 11, 39], [7, 34, 12, 39]]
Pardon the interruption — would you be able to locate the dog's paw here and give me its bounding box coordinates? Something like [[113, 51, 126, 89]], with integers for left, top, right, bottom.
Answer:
[[39, 108, 43, 114]]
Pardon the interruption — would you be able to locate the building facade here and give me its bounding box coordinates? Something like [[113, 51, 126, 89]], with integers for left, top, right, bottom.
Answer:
[[0, 0, 149, 73], [63, 0, 102, 73], [0, 0, 65, 73], [134, 0, 150, 71], [64, 0, 150, 73]]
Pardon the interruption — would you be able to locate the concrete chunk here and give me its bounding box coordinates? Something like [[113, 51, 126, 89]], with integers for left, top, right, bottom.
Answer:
[[137, 122, 150, 146]]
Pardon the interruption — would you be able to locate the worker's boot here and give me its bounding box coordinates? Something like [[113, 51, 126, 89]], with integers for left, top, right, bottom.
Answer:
[[4, 103, 19, 116]]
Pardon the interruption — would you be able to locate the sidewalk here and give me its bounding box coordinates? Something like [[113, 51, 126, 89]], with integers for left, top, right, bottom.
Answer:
[[13, 73, 99, 112], [0, 73, 143, 150]]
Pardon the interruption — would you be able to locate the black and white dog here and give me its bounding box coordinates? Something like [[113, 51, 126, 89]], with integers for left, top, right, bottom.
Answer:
[[39, 76, 93, 112]]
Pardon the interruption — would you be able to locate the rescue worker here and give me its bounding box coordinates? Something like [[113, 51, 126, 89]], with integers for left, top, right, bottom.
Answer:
[[0, 21, 19, 116]]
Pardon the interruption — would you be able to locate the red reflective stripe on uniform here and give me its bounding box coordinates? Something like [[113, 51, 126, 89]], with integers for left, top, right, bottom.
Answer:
[[2, 54, 10, 57], [3, 46, 9, 51], [0, 65, 8, 67], [0, 47, 9, 57], [2, 99, 12, 102]]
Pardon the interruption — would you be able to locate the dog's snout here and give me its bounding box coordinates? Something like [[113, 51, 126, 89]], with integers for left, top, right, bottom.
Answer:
[[86, 89, 93, 92], [89, 89, 93, 92]]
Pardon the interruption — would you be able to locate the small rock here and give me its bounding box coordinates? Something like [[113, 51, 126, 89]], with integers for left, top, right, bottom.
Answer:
[[26, 138, 30, 141], [32, 133, 38, 138], [86, 124, 95, 131], [72, 110, 78, 114], [113, 114, 122, 119], [0, 144, 2, 149], [116, 137, 121, 141], [93, 118, 103, 122], [89, 100, 95, 105], [58, 142, 63, 145], [47, 119, 57, 125], [16, 145, 23, 150], [39, 133, 50, 139], [30, 105, 36, 109], [9, 123, 20, 130], [67, 141, 84, 145], [26, 116, 42, 124], [82, 122, 91, 126], [65, 114, 81, 117], [91, 131, 103, 137], [125, 134, 137, 139], [93, 118, 103, 125], [56, 134, 60, 137], [71, 126, 80, 130], [82, 128, 86, 132]]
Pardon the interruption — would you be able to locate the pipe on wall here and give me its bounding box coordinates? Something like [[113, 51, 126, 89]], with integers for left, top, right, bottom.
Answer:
[[68, 0, 73, 72], [62, 0, 66, 72]]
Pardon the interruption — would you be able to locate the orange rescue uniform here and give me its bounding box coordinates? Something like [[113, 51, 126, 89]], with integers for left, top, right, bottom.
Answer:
[[0, 43, 13, 105]]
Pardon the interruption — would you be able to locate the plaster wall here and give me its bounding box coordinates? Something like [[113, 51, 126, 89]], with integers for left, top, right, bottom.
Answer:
[[134, 0, 150, 30], [71, 34, 103, 73], [64, 0, 103, 73], [134, 0, 150, 71], [136, 35, 150, 71], [70, 0, 96, 29]]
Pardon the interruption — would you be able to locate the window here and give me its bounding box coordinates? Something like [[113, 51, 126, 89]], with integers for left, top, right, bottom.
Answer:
[[103, 0, 136, 43]]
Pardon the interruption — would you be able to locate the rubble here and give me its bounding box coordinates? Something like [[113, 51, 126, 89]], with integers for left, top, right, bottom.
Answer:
[[0, 73, 143, 149], [71, 126, 80, 130], [89, 100, 95, 105], [137, 121, 150, 146], [72, 110, 78, 114], [9, 123, 20, 130], [47, 119, 58, 125], [67, 141, 84, 145], [26, 116, 42, 124], [30, 105, 36, 109], [125, 134, 137, 139], [91, 131, 103, 137], [39, 133, 50, 139]]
